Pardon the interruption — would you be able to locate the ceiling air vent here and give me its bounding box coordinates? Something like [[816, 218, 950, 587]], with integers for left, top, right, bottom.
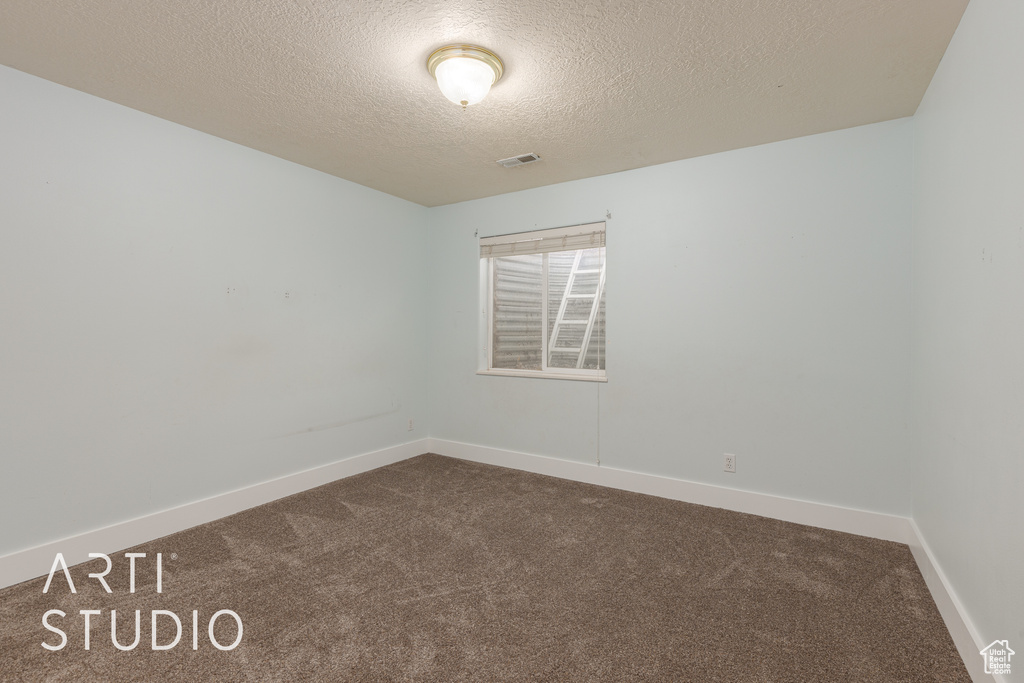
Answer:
[[496, 153, 541, 168]]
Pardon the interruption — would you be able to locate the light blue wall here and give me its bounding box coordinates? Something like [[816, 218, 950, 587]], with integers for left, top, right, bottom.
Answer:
[[912, 0, 1024, 651], [429, 119, 914, 515], [8, 15, 1018, 653], [0, 66, 430, 556]]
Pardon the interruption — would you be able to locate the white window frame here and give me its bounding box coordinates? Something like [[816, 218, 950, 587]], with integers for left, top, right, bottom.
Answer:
[[478, 222, 607, 382]]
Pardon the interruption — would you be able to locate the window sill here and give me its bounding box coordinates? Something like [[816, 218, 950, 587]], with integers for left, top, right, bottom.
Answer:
[[477, 369, 607, 383]]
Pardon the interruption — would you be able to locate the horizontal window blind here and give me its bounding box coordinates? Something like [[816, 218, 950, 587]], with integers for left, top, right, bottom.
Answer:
[[480, 223, 605, 258]]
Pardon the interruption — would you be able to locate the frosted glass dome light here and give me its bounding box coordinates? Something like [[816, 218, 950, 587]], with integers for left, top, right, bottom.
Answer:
[[427, 45, 504, 108], [435, 57, 495, 107]]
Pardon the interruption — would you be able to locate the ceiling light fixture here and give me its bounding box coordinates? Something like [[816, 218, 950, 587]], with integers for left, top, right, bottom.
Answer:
[[427, 44, 504, 108]]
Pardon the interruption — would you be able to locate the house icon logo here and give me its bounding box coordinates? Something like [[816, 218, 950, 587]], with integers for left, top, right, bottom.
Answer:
[[980, 640, 1014, 676]]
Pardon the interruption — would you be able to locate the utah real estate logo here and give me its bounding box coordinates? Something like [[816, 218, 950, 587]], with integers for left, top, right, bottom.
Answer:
[[980, 639, 1014, 676]]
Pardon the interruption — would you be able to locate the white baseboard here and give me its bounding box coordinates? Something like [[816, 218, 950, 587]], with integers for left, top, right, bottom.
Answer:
[[0, 439, 429, 590], [427, 438, 985, 680], [906, 520, 998, 683], [427, 438, 915, 543], [3, 435, 986, 682]]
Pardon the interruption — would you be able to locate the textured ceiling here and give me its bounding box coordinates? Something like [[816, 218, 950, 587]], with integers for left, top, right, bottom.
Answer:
[[0, 0, 968, 207]]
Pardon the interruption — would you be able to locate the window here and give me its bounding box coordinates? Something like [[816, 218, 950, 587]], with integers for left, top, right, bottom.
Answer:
[[480, 223, 606, 380]]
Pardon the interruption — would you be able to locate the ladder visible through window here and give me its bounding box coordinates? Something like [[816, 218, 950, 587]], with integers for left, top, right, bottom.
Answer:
[[548, 249, 606, 369], [482, 222, 606, 378]]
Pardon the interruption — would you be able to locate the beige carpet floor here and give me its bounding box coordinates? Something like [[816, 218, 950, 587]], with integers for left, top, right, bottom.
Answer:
[[1, 453, 968, 681]]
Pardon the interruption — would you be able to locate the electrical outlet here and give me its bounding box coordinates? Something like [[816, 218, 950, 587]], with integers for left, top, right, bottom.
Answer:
[[724, 453, 736, 473], [407, 419, 414, 431]]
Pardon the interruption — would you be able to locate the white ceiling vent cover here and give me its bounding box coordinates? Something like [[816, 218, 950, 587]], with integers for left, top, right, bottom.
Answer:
[[497, 153, 541, 168]]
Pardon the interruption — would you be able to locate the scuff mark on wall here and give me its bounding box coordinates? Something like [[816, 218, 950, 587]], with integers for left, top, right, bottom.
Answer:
[[269, 402, 401, 439]]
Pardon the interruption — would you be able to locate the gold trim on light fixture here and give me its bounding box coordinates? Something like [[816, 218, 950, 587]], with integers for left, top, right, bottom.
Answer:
[[427, 44, 504, 83]]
